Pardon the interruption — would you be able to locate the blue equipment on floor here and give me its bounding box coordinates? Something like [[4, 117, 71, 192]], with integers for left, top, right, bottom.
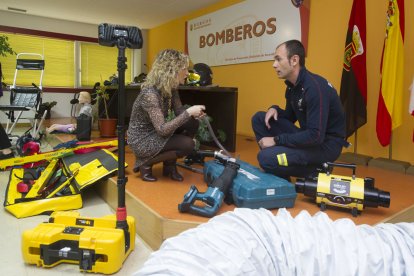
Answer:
[[178, 152, 239, 217], [178, 151, 297, 217], [204, 156, 297, 209]]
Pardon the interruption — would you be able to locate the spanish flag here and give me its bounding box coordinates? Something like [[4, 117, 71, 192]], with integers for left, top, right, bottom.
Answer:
[[376, 0, 405, 147], [340, 0, 367, 138]]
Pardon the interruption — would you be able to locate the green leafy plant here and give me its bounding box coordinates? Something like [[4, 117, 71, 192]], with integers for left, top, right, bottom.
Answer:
[[1, 35, 16, 86], [93, 74, 118, 120], [167, 108, 226, 150], [94, 84, 110, 119], [195, 115, 226, 150], [0, 35, 16, 57], [91, 82, 118, 136]]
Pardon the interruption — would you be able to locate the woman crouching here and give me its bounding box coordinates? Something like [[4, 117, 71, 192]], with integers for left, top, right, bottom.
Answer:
[[127, 49, 205, 182]]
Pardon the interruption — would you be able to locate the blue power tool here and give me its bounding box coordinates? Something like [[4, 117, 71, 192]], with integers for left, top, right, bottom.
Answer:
[[178, 152, 239, 217]]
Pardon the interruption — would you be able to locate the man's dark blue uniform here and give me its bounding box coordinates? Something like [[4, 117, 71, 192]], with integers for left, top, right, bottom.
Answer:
[[252, 67, 348, 178]]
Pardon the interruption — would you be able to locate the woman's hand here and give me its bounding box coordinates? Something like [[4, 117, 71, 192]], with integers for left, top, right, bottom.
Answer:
[[186, 105, 206, 117]]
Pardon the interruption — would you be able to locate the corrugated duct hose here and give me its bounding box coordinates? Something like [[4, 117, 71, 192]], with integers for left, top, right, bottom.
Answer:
[[135, 208, 414, 276], [200, 114, 232, 157]]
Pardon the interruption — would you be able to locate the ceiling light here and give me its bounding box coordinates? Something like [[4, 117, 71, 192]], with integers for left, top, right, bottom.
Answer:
[[7, 7, 27, 13]]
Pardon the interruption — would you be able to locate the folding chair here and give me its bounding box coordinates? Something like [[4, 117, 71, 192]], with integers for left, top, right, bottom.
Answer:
[[0, 53, 46, 144]]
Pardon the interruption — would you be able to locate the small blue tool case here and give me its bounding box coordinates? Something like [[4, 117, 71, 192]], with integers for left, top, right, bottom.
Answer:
[[203, 159, 297, 209]]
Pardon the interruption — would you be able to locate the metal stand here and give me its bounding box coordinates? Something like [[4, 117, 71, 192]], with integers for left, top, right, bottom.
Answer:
[[115, 38, 130, 252]]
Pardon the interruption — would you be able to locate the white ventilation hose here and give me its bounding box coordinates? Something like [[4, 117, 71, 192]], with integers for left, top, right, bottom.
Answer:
[[135, 208, 414, 276]]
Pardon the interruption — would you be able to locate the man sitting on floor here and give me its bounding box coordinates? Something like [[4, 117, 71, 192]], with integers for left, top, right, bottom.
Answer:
[[251, 40, 348, 179]]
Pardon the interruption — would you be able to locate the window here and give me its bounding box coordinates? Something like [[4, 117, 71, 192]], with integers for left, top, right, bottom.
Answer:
[[80, 42, 132, 86], [0, 30, 132, 88]]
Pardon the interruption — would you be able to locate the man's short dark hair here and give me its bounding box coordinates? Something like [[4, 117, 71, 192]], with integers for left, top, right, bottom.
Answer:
[[279, 39, 306, 67]]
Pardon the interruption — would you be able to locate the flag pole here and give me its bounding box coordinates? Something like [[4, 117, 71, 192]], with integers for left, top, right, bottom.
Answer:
[[353, 130, 358, 153], [388, 133, 392, 160]]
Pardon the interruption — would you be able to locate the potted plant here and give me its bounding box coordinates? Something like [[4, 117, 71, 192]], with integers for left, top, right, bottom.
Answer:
[[93, 82, 117, 137]]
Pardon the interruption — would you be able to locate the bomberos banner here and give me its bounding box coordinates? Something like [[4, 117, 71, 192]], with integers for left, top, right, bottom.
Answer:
[[186, 0, 309, 67]]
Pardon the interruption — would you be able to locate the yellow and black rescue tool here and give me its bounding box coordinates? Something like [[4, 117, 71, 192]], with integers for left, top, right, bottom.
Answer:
[[22, 211, 135, 274], [0, 140, 118, 170], [24, 159, 59, 199], [44, 169, 79, 199], [4, 166, 83, 218], [295, 162, 390, 217]]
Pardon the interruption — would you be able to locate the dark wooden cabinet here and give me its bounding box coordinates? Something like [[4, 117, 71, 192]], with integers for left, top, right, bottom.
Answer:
[[101, 85, 238, 152], [178, 86, 238, 152], [98, 85, 141, 124]]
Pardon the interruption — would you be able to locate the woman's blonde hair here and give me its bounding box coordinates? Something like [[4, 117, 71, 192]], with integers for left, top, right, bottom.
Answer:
[[142, 49, 189, 97]]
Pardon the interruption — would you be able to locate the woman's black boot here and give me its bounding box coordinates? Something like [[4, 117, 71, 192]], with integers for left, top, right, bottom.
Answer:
[[139, 165, 157, 182], [136, 150, 180, 181], [163, 160, 184, 182]]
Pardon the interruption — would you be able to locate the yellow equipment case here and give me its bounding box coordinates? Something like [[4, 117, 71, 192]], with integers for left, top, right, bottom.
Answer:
[[4, 147, 120, 218], [22, 211, 135, 274], [19, 148, 134, 274]]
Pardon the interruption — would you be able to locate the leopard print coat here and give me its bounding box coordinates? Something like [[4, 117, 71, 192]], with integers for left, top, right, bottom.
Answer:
[[127, 86, 190, 167]]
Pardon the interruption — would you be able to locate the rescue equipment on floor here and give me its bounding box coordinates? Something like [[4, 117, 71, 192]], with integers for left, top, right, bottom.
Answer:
[[204, 155, 297, 209], [178, 113, 297, 217], [295, 162, 390, 217], [22, 211, 135, 274], [4, 149, 120, 218], [178, 151, 240, 217], [178, 149, 297, 217], [0, 139, 118, 171]]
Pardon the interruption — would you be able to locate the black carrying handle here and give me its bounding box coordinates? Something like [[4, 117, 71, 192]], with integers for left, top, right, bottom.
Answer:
[[325, 162, 356, 179]]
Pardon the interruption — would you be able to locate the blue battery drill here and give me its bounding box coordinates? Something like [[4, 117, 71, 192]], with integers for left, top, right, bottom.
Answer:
[[178, 151, 240, 217]]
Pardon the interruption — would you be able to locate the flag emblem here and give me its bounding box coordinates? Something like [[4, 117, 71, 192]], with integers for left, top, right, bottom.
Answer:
[[343, 26, 364, 72]]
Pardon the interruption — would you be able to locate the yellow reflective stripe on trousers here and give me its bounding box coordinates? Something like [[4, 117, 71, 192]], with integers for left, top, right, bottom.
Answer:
[[277, 153, 288, 166]]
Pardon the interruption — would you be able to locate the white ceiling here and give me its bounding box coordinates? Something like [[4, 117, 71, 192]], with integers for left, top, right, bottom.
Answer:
[[0, 0, 222, 29]]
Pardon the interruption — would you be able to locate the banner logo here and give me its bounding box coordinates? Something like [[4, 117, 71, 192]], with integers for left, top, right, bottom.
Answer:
[[343, 25, 364, 71], [186, 0, 305, 66]]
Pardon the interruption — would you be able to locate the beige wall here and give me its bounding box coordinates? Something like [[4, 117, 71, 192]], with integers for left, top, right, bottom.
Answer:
[[147, 0, 414, 164]]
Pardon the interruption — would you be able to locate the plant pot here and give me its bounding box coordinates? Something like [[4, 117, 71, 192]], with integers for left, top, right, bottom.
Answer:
[[98, 118, 117, 137]]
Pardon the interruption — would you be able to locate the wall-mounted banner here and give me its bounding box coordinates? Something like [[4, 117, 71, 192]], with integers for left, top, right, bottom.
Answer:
[[186, 0, 310, 67]]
